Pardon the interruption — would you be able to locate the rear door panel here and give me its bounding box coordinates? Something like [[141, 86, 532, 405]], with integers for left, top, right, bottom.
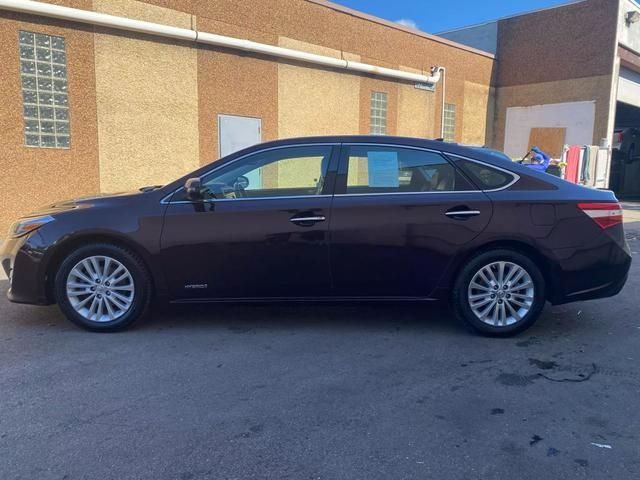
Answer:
[[329, 193, 492, 297], [328, 144, 493, 298]]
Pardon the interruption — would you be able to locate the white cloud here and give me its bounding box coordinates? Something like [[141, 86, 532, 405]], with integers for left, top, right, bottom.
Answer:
[[395, 18, 419, 29]]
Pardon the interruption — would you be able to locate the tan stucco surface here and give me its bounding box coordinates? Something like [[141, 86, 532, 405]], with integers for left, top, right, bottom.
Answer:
[[0, 8, 99, 233], [195, 16, 278, 164], [277, 37, 361, 138], [359, 72, 398, 136], [93, 0, 199, 192], [397, 66, 435, 139], [462, 81, 493, 146]]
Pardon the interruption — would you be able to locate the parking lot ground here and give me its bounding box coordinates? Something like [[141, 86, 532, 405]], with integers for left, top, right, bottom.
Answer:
[[1, 223, 639, 479], [622, 201, 640, 225]]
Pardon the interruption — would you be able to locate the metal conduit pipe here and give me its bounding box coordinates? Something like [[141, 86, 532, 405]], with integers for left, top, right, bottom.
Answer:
[[438, 67, 447, 139], [0, 0, 443, 85]]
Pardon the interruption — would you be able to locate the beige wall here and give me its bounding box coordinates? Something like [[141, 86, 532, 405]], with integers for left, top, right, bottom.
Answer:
[[277, 37, 361, 138], [93, 0, 199, 192], [397, 67, 435, 139], [196, 16, 279, 164], [462, 81, 493, 146], [0, 7, 100, 234]]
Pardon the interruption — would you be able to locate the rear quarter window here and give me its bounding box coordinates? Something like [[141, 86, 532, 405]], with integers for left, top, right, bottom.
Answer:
[[455, 159, 516, 190]]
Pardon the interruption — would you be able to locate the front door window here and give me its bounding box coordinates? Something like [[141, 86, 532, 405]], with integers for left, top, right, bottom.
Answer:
[[176, 145, 334, 201]]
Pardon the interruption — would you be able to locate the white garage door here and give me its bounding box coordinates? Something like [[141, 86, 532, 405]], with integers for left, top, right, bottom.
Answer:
[[618, 67, 640, 108], [503, 101, 595, 158]]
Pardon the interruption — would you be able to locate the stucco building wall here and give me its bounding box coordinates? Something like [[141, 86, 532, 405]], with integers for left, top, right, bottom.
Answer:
[[277, 38, 361, 139], [485, 0, 620, 153], [0, 0, 496, 232], [0, 6, 100, 234], [93, 0, 200, 192]]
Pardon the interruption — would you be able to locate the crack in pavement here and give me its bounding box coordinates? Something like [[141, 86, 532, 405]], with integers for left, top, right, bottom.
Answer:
[[537, 363, 598, 383]]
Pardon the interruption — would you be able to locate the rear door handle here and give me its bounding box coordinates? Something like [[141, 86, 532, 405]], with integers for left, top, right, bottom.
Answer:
[[445, 209, 481, 219], [290, 215, 326, 225]]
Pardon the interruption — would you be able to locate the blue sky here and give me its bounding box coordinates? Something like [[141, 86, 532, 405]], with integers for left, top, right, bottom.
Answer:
[[332, 0, 573, 33]]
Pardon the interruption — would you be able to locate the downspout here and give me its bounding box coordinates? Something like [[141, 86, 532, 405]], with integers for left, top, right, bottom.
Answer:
[[0, 0, 443, 86], [604, 0, 623, 189], [438, 67, 447, 139]]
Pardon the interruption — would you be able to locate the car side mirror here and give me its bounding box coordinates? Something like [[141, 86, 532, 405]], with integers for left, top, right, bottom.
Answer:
[[185, 177, 203, 201]]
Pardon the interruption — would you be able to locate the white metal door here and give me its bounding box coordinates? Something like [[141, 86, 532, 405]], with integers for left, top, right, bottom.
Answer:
[[218, 114, 262, 188], [595, 147, 611, 189]]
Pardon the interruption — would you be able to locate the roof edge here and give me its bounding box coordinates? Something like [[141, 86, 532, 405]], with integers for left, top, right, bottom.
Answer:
[[436, 0, 585, 35], [304, 0, 496, 59]]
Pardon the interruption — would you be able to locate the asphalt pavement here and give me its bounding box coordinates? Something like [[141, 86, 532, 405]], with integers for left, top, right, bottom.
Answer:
[[1, 221, 639, 479]]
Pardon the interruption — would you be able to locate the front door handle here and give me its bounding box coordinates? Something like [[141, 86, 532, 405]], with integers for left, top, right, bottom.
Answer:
[[290, 215, 326, 225]]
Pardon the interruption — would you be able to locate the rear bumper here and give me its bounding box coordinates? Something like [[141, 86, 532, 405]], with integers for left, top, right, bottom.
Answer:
[[0, 233, 53, 306], [555, 266, 630, 304], [547, 237, 632, 305]]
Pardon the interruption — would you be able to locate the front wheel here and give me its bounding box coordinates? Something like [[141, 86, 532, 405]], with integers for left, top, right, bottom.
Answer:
[[54, 243, 151, 332], [452, 249, 546, 336]]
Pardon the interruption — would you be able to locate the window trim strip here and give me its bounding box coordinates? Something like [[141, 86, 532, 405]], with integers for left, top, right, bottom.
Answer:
[[161, 142, 520, 204], [336, 143, 519, 195], [161, 143, 340, 204], [444, 152, 521, 192]]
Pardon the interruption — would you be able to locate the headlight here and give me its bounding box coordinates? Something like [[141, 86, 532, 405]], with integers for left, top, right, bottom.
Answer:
[[9, 215, 55, 238]]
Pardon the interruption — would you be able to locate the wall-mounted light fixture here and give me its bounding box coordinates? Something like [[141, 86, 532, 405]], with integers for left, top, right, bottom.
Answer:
[[625, 10, 640, 25]]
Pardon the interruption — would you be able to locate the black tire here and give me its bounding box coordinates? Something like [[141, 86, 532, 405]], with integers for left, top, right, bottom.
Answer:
[[451, 249, 546, 337], [54, 243, 151, 332]]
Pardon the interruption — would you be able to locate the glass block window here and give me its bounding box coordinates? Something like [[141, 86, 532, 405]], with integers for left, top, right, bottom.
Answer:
[[443, 103, 456, 142], [19, 31, 70, 149], [370, 91, 387, 135]]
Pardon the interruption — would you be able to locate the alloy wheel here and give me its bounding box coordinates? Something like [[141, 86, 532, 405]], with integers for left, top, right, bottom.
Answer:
[[467, 261, 534, 327], [66, 255, 135, 323]]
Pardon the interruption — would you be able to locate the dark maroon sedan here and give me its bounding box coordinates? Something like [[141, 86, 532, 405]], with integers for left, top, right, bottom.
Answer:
[[1, 136, 631, 335]]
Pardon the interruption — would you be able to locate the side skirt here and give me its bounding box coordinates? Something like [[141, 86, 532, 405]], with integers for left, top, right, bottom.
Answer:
[[170, 296, 441, 304]]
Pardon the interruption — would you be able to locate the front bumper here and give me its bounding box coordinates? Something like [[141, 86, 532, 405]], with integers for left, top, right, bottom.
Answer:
[[0, 233, 53, 306]]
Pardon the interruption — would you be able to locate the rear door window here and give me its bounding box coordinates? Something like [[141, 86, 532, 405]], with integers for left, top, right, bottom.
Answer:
[[455, 159, 516, 190], [340, 145, 475, 194]]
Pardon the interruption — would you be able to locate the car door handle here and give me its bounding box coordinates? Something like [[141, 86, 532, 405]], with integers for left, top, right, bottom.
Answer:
[[290, 215, 326, 224], [445, 209, 481, 218]]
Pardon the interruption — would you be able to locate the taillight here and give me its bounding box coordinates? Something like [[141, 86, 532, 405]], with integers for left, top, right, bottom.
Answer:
[[578, 202, 623, 229], [617, 132, 624, 143]]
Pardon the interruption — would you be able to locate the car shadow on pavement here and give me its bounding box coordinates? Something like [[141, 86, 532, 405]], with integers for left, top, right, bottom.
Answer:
[[145, 300, 465, 335], [0, 256, 632, 339], [140, 299, 593, 340], [0, 280, 473, 336]]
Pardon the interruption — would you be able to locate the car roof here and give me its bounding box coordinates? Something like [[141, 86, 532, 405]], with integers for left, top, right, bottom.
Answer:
[[244, 136, 604, 192], [162, 134, 597, 196], [249, 135, 513, 166]]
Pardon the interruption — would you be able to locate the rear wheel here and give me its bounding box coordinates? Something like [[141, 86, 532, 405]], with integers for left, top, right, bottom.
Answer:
[[54, 243, 151, 332], [626, 144, 635, 164], [452, 249, 546, 336]]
